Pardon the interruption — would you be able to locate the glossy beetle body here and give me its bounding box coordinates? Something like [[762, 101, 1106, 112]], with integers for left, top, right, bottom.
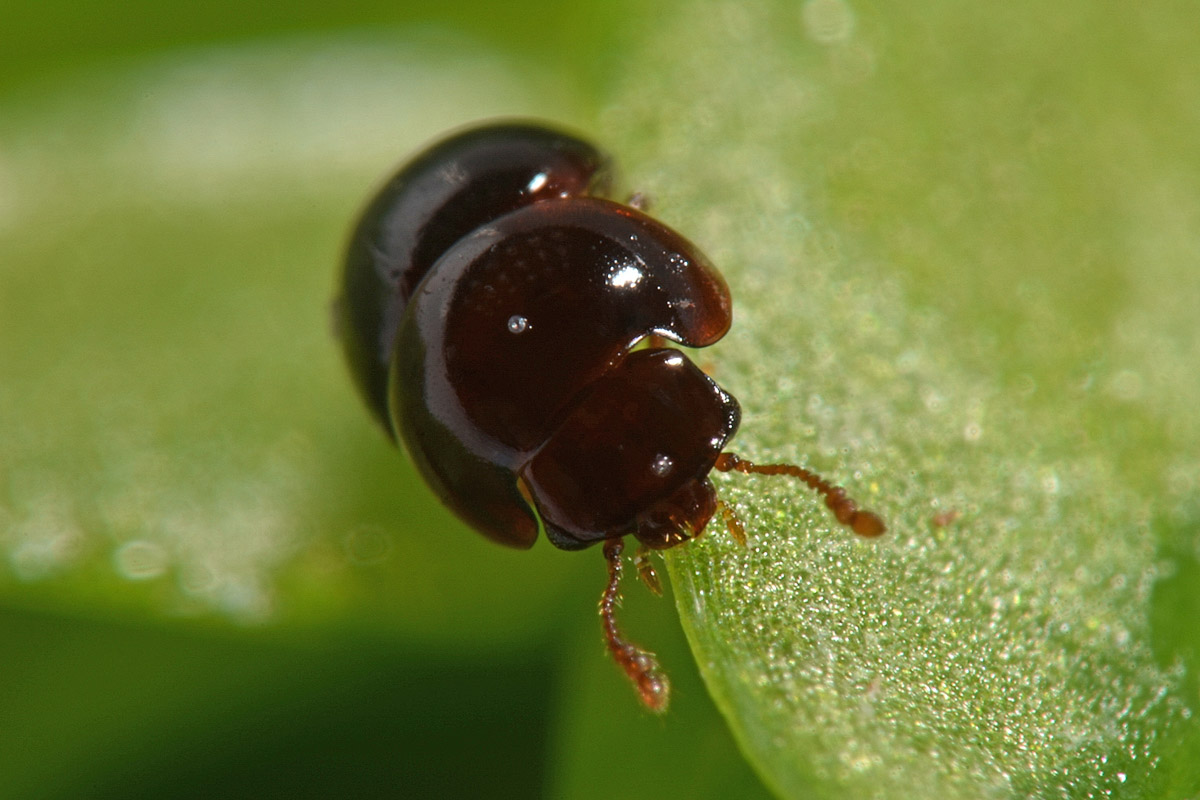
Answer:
[[336, 121, 884, 711], [337, 122, 740, 554], [339, 123, 610, 436], [393, 197, 739, 552]]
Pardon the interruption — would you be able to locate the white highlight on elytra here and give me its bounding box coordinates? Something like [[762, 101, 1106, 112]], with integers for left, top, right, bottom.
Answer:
[[525, 171, 549, 194], [651, 454, 674, 477], [608, 263, 645, 289]]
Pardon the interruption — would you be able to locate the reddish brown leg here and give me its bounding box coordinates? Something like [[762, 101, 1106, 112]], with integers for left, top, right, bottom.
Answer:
[[633, 544, 663, 596], [716, 500, 748, 547], [713, 453, 886, 537], [600, 538, 670, 713]]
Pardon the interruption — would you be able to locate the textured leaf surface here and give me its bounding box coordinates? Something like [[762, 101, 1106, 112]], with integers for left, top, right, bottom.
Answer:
[[2, 1, 1198, 798], [594, 3, 1200, 797]]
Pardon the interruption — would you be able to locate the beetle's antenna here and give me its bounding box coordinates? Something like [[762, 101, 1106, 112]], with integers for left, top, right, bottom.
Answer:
[[714, 453, 886, 537], [600, 538, 670, 712]]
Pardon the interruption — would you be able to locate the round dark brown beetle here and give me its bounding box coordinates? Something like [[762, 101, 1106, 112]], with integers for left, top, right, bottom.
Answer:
[[335, 121, 885, 712]]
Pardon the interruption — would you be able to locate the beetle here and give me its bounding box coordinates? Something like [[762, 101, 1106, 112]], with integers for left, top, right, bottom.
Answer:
[[334, 121, 885, 711]]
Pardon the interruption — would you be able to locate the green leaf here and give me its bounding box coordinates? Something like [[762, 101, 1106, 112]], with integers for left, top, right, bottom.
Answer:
[[3, 1, 1198, 797], [0, 28, 631, 797], [0, 33, 591, 638], [597, 2, 1199, 797], [0, 17, 766, 797]]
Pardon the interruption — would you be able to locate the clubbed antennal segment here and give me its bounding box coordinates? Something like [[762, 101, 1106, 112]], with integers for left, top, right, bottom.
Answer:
[[713, 452, 886, 538], [600, 538, 670, 712]]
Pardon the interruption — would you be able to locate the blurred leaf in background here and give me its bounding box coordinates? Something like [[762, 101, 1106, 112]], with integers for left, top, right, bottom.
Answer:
[[0, 0, 766, 797], [2, 0, 1199, 798]]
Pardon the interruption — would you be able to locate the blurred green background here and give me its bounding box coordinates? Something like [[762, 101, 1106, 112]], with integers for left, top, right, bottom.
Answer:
[[0, 0, 772, 797], [4, 0, 1200, 798]]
